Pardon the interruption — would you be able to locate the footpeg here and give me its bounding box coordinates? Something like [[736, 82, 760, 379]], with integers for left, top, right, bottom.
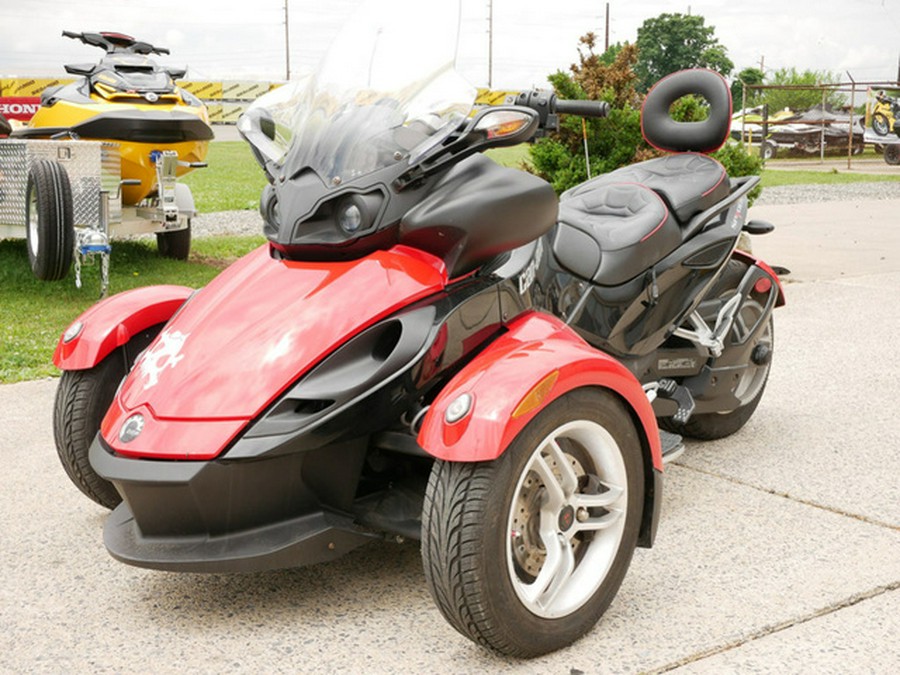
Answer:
[[660, 430, 685, 464], [657, 378, 696, 424]]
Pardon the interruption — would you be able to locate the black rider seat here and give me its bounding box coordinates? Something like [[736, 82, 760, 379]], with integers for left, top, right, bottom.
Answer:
[[553, 153, 730, 286], [571, 153, 729, 224]]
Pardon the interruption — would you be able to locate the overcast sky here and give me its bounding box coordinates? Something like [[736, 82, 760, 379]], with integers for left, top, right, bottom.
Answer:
[[2, 0, 900, 88]]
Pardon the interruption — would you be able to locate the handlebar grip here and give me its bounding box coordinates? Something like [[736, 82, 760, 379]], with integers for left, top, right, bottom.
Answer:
[[62, 30, 80, 39], [553, 99, 610, 118]]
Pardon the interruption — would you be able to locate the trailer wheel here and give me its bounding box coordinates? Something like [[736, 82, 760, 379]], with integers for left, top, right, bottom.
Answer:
[[884, 144, 900, 165], [156, 221, 191, 260], [761, 141, 777, 160], [26, 159, 74, 280]]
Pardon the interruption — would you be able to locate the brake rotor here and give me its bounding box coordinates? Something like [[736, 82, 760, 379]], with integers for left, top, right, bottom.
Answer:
[[510, 448, 587, 579]]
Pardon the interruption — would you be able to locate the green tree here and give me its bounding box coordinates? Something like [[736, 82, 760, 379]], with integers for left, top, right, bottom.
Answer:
[[594, 41, 624, 67], [530, 36, 646, 192], [732, 67, 765, 109], [762, 67, 845, 112], [635, 13, 734, 92]]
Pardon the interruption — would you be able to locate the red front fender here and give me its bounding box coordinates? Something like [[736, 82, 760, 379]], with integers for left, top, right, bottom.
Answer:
[[53, 285, 194, 371], [417, 311, 663, 471]]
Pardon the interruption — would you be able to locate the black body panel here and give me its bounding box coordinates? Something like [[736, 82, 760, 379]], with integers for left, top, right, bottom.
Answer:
[[400, 155, 557, 277], [266, 154, 557, 278], [13, 109, 213, 143]]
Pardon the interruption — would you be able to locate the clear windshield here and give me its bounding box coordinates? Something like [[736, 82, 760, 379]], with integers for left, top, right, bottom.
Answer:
[[242, 0, 475, 183]]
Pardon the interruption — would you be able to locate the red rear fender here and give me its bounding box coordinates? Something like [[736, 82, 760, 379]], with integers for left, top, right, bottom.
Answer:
[[417, 311, 663, 470], [53, 285, 194, 371], [732, 249, 786, 307]]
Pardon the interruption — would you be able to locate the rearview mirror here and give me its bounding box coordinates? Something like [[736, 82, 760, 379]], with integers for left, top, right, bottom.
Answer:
[[237, 107, 289, 179]]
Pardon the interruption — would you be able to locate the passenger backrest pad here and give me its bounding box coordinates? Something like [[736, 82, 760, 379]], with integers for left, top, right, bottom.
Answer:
[[641, 69, 732, 154]]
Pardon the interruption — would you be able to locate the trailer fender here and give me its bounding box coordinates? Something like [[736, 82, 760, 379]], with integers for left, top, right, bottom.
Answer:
[[418, 311, 662, 470], [175, 182, 196, 219], [53, 284, 194, 370]]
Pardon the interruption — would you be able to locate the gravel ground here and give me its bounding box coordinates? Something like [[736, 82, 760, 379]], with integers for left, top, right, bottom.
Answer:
[[192, 209, 265, 238], [190, 181, 900, 239], [753, 181, 900, 205]]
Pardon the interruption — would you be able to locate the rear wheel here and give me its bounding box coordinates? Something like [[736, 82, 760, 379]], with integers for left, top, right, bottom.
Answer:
[[53, 324, 164, 509], [421, 389, 644, 657], [663, 261, 774, 440], [26, 159, 74, 280]]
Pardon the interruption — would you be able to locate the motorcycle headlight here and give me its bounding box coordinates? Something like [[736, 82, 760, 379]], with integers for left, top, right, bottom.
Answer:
[[337, 201, 363, 233], [334, 193, 383, 235]]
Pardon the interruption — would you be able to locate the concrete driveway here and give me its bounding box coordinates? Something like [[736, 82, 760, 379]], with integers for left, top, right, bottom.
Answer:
[[1, 199, 898, 673]]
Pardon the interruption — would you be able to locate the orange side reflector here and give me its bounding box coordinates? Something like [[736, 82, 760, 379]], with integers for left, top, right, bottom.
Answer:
[[512, 370, 559, 419]]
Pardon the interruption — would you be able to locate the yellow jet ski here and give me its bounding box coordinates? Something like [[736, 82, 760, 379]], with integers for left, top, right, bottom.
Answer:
[[13, 31, 212, 206]]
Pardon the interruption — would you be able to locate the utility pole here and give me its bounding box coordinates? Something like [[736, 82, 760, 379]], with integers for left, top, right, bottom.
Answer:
[[284, 0, 291, 80], [488, 0, 493, 89], [605, 2, 609, 51]]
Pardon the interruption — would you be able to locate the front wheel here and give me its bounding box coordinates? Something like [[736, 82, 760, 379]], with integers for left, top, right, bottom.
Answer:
[[421, 389, 644, 657], [53, 324, 164, 509]]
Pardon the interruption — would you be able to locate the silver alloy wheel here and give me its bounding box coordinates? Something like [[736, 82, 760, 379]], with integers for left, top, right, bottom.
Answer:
[[725, 299, 772, 411], [27, 186, 39, 258], [506, 419, 627, 619]]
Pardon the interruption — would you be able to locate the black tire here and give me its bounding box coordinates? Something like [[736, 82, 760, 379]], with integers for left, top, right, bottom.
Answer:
[[884, 144, 900, 165], [25, 159, 74, 280], [156, 222, 191, 260], [421, 388, 644, 657], [872, 113, 890, 137], [53, 324, 164, 509], [662, 260, 774, 440], [761, 141, 777, 160]]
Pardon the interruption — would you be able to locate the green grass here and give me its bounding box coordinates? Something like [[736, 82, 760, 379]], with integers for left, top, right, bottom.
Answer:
[[0, 236, 264, 383], [182, 141, 268, 212], [760, 169, 900, 187], [485, 144, 533, 168]]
